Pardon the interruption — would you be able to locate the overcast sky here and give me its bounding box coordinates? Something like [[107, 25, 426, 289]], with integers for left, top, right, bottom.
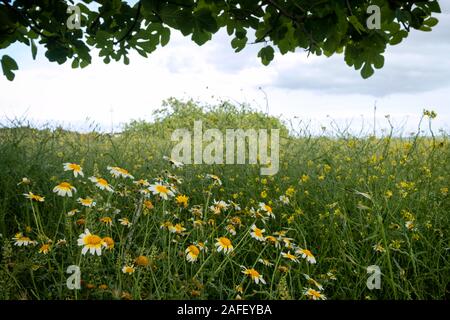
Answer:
[[0, 2, 449, 135]]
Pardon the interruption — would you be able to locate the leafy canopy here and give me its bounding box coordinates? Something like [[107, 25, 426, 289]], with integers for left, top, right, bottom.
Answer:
[[0, 0, 442, 80]]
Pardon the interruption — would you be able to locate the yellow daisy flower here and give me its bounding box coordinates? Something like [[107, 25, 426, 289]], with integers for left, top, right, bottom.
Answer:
[[122, 265, 135, 275], [102, 237, 115, 250], [296, 248, 317, 264], [206, 174, 222, 186], [303, 288, 326, 300], [149, 183, 175, 200], [53, 182, 77, 197], [118, 217, 132, 228], [265, 235, 280, 248], [100, 216, 113, 226], [107, 166, 134, 179], [163, 156, 184, 168], [250, 224, 265, 242], [39, 243, 51, 254], [258, 258, 274, 267], [12, 233, 35, 246], [281, 237, 295, 249], [135, 255, 150, 266], [77, 229, 104, 256], [168, 223, 186, 234], [67, 209, 80, 216], [241, 266, 266, 284], [303, 274, 323, 290], [23, 192, 45, 202], [215, 237, 233, 254], [259, 202, 275, 218], [226, 224, 237, 236], [281, 251, 299, 263], [176, 195, 189, 208], [77, 197, 96, 207], [194, 241, 208, 252], [134, 179, 150, 187], [64, 163, 84, 177], [89, 176, 114, 192], [185, 245, 200, 263]]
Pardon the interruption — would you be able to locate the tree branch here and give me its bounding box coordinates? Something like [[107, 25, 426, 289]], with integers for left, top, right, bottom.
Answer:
[[1, 0, 52, 40], [114, 1, 142, 44], [250, 13, 281, 44], [265, 0, 296, 21]]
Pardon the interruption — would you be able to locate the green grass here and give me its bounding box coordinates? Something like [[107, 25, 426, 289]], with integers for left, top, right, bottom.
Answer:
[[0, 99, 448, 300]]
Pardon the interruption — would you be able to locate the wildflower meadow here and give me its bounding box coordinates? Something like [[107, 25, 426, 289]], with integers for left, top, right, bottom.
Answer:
[[0, 99, 448, 300]]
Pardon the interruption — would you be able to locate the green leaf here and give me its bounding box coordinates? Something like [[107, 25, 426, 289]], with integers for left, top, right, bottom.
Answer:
[[231, 36, 247, 53], [424, 17, 439, 27], [419, 26, 432, 32], [1, 55, 19, 81], [373, 55, 384, 69], [361, 62, 374, 79], [348, 16, 366, 34], [177, 10, 195, 36], [390, 30, 408, 45], [194, 8, 218, 33], [159, 4, 181, 28], [0, 0, 440, 80], [137, 40, 157, 53], [71, 58, 80, 68], [257, 46, 274, 66], [428, 1, 441, 13], [191, 30, 211, 46], [80, 59, 90, 68], [31, 39, 37, 60], [160, 27, 171, 46]]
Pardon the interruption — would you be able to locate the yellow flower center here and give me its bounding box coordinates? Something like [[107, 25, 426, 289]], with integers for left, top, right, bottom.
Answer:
[[301, 249, 313, 257], [97, 178, 108, 186], [101, 217, 112, 224], [285, 253, 296, 260], [254, 228, 263, 237], [135, 255, 149, 266], [176, 195, 188, 205], [84, 234, 102, 246], [308, 289, 322, 298], [103, 237, 114, 248], [69, 163, 81, 171], [31, 193, 44, 201], [219, 237, 231, 247], [188, 245, 200, 256], [156, 185, 169, 194], [123, 266, 134, 273], [40, 244, 50, 252], [118, 168, 129, 174], [245, 268, 260, 279], [59, 182, 72, 190]]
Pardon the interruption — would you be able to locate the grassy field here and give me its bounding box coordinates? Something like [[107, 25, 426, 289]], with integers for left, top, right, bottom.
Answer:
[[0, 99, 448, 300]]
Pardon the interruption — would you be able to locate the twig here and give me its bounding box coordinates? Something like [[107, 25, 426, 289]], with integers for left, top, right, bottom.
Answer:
[[114, 1, 142, 44]]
